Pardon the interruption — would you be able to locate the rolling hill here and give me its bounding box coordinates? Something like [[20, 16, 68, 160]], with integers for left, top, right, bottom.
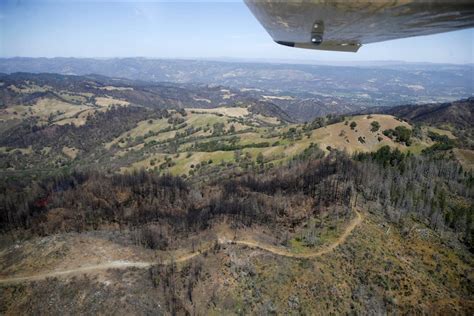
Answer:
[[365, 97, 473, 130], [0, 73, 435, 178], [361, 98, 474, 167]]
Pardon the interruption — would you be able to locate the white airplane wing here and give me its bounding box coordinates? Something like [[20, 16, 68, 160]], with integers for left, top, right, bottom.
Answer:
[[245, 0, 474, 52]]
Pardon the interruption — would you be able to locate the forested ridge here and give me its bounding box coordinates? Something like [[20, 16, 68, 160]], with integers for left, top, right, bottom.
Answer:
[[1, 146, 471, 250], [0, 106, 167, 150]]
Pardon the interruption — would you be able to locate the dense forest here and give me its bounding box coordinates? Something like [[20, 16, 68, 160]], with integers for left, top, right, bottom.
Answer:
[[1, 145, 472, 250]]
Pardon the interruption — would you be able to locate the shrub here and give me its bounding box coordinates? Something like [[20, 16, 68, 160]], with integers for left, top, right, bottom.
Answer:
[[370, 121, 380, 132], [383, 126, 412, 145]]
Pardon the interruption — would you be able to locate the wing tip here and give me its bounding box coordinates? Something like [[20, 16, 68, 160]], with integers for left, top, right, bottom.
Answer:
[[275, 41, 295, 47]]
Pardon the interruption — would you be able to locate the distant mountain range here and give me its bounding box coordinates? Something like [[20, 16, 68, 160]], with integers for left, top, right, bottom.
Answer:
[[1, 57, 472, 119]]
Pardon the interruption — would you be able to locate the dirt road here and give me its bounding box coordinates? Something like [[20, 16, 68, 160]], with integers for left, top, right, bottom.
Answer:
[[230, 209, 362, 258], [0, 210, 363, 284]]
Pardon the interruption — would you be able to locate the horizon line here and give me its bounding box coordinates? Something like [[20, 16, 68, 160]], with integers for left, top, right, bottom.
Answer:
[[1, 56, 473, 67]]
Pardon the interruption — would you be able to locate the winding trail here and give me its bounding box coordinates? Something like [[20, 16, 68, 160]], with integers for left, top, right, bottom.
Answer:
[[0, 210, 362, 284], [229, 209, 363, 258]]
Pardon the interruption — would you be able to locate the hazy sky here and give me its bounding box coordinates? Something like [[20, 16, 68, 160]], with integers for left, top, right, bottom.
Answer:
[[1, 0, 473, 64]]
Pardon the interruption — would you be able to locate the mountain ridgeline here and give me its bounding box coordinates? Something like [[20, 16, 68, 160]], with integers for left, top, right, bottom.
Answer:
[[0, 72, 294, 122], [1, 57, 472, 121], [360, 97, 474, 148]]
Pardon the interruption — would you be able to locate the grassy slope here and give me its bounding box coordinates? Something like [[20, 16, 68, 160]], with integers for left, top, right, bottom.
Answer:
[[118, 113, 428, 175], [309, 114, 412, 154], [0, 82, 433, 177], [453, 148, 474, 171]]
